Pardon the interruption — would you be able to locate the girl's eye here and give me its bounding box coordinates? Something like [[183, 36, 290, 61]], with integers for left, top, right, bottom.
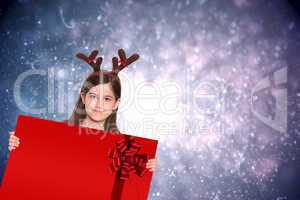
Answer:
[[89, 94, 97, 99], [105, 97, 112, 101]]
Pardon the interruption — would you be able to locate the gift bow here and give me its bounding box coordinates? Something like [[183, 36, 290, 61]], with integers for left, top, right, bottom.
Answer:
[[108, 136, 148, 180]]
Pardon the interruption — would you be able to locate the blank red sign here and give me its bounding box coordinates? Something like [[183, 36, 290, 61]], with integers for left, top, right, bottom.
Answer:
[[0, 115, 158, 200]]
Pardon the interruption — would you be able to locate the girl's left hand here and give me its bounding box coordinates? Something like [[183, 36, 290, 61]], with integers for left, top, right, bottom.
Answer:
[[146, 157, 158, 172]]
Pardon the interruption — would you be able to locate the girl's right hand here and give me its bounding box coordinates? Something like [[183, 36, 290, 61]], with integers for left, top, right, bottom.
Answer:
[[8, 131, 20, 151]]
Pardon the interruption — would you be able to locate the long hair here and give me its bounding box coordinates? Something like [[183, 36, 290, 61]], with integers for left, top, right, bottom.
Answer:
[[67, 70, 121, 133]]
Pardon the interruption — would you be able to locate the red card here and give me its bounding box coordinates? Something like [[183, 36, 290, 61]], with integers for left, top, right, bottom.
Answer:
[[0, 115, 158, 200]]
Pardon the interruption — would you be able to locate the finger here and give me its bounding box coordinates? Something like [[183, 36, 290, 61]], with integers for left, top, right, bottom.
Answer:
[[10, 134, 18, 138], [11, 135, 20, 141], [147, 162, 156, 167], [10, 135, 19, 140], [8, 143, 19, 148], [146, 163, 152, 167], [11, 142, 19, 146], [146, 163, 156, 168], [8, 142, 14, 147], [149, 168, 155, 172], [146, 162, 153, 166], [10, 137, 19, 143], [146, 163, 156, 169], [9, 139, 19, 145], [9, 146, 15, 151], [147, 158, 156, 162], [9, 137, 20, 141], [9, 131, 15, 135], [9, 140, 18, 145], [9, 138, 20, 143], [147, 160, 157, 164], [9, 141, 20, 145]]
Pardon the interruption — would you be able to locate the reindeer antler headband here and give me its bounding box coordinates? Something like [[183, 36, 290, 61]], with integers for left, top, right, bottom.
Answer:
[[76, 49, 139, 75]]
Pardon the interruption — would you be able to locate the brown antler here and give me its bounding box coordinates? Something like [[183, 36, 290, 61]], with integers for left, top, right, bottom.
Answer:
[[76, 50, 103, 72], [112, 49, 139, 74]]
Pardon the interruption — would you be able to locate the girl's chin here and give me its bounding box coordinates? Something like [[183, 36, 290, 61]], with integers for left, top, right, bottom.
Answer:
[[90, 116, 106, 122], [86, 113, 105, 122]]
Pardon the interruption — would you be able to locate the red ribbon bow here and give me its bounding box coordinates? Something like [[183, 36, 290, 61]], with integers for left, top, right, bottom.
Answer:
[[108, 136, 148, 180], [108, 136, 148, 200]]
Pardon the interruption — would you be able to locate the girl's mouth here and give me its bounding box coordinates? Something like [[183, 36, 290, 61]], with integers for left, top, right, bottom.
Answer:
[[93, 109, 103, 113]]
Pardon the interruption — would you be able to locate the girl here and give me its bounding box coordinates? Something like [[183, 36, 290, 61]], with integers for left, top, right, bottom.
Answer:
[[8, 49, 158, 172]]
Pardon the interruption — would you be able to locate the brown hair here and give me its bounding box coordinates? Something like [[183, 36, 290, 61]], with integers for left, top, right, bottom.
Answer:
[[67, 70, 121, 133]]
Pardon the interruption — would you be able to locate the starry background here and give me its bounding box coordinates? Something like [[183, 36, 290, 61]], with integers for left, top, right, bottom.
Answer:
[[0, 0, 300, 199]]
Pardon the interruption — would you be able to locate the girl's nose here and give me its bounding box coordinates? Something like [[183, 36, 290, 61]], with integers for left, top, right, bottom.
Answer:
[[95, 100, 105, 111], [95, 98, 103, 106]]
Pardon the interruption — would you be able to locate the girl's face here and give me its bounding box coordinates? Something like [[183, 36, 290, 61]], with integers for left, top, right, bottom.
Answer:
[[81, 83, 120, 122]]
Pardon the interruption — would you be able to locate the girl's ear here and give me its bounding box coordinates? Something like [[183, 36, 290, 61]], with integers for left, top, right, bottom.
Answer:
[[113, 98, 120, 110], [80, 92, 86, 104]]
